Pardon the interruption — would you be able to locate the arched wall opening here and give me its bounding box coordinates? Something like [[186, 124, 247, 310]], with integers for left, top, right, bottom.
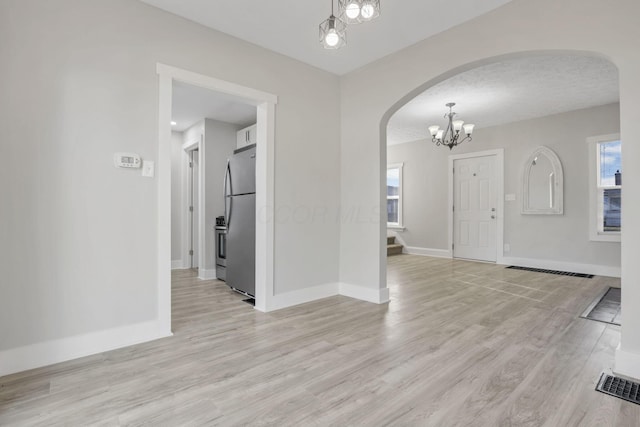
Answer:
[[379, 49, 622, 334]]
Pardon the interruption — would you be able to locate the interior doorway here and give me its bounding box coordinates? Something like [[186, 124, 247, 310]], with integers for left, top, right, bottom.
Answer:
[[158, 64, 278, 330]]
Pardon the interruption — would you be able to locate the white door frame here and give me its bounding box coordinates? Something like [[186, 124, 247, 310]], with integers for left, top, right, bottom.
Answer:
[[157, 64, 278, 332], [448, 149, 505, 264], [181, 136, 204, 272]]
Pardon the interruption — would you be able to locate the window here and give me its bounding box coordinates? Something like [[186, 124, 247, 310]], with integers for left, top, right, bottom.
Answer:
[[588, 134, 621, 242], [387, 163, 403, 228]]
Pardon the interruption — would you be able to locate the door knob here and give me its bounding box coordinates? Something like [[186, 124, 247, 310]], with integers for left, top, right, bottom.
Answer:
[[491, 215, 496, 219]]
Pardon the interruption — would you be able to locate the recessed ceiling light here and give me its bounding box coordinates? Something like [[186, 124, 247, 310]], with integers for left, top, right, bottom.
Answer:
[[171, 121, 177, 126]]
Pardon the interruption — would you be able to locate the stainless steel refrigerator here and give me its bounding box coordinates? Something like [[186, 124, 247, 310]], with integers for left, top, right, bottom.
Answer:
[[223, 145, 256, 297]]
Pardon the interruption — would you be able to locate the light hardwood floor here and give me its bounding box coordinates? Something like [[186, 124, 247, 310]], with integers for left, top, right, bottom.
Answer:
[[1, 255, 637, 426]]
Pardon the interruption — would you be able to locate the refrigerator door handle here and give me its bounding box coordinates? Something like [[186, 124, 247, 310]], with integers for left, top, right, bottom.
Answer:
[[224, 159, 232, 226]]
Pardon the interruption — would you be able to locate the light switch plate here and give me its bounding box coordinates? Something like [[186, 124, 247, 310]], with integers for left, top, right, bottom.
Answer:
[[142, 160, 155, 178], [505, 193, 516, 201]]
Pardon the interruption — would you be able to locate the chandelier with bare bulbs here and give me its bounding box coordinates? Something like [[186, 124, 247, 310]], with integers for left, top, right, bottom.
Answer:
[[319, 0, 381, 49], [428, 103, 475, 150]]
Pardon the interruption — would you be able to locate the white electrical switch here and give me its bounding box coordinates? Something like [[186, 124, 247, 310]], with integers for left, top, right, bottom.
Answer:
[[505, 194, 516, 201], [142, 160, 155, 178]]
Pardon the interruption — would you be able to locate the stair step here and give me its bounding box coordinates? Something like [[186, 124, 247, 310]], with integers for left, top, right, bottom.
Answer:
[[387, 243, 403, 256], [387, 236, 395, 245]]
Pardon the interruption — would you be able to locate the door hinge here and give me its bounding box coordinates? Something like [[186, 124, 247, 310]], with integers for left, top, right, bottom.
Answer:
[[452, 243, 455, 250], [189, 250, 194, 256], [452, 205, 455, 212], [189, 162, 193, 168], [189, 206, 194, 212]]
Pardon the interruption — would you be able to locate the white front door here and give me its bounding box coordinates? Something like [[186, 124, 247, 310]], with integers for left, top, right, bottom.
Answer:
[[453, 155, 497, 262]]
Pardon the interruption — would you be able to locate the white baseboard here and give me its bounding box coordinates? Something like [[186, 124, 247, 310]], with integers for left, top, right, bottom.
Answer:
[[198, 268, 217, 280], [267, 282, 339, 311], [0, 321, 172, 378], [615, 345, 640, 381], [171, 260, 186, 270], [264, 281, 391, 312], [500, 256, 620, 278], [405, 246, 452, 258], [339, 282, 390, 304]]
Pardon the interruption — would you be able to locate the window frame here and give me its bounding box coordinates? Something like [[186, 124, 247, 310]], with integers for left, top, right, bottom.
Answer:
[[387, 163, 404, 229], [587, 133, 621, 242]]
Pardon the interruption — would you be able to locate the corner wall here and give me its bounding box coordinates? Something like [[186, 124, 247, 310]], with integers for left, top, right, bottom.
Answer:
[[0, 0, 341, 376]]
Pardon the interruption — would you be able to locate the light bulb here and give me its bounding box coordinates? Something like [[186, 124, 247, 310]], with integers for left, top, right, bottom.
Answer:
[[360, 3, 375, 19], [325, 29, 340, 47], [345, 2, 360, 19]]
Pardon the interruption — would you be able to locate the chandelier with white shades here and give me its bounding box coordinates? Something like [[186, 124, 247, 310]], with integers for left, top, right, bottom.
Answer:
[[319, 0, 380, 49], [428, 103, 475, 150]]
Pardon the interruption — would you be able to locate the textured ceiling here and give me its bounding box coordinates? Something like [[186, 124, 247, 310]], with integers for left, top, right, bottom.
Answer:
[[387, 55, 620, 145], [172, 81, 257, 132], [138, 0, 514, 75]]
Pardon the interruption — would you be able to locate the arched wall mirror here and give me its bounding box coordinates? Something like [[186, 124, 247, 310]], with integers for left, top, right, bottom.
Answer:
[[522, 146, 564, 215]]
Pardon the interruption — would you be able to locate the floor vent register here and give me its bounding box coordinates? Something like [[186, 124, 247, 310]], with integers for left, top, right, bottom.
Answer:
[[596, 373, 640, 406], [506, 265, 594, 278]]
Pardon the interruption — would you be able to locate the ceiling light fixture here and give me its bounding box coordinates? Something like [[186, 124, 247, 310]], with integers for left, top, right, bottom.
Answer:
[[319, 0, 347, 49], [428, 103, 475, 150], [338, 0, 381, 24]]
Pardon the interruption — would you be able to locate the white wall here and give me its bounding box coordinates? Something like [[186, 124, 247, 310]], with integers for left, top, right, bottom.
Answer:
[[339, 0, 640, 378], [388, 103, 621, 273], [171, 131, 183, 265], [0, 0, 340, 374]]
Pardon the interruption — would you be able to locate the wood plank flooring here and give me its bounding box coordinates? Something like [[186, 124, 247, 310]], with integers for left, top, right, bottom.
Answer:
[[1, 255, 638, 426]]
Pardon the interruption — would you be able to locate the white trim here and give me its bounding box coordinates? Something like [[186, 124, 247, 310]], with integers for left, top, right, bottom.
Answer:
[[181, 142, 192, 269], [615, 346, 640, 381], [157, 72, 172, 335], [156, 64, 278, 105], [501, 256, 620, 278], [340, 282, 390, 304], [157, 63, 278, 317], [198, 269, 217, 280], [587, 134, 622, 242], [182, 135, 205, 271], [171, 260, 185, 269], [260, 281, 392, 312], [405, 246, 452, 258], [0, 321, 172, 378], [254, 102, 276, 313], [268, 283, 339, 311], [448, 149, 505, 264]]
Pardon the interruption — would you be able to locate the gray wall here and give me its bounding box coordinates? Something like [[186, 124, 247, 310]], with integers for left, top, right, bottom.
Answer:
[[171, 131, 183, 262], [0, 0, 340, 351], [387, 103, 621, 269]]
